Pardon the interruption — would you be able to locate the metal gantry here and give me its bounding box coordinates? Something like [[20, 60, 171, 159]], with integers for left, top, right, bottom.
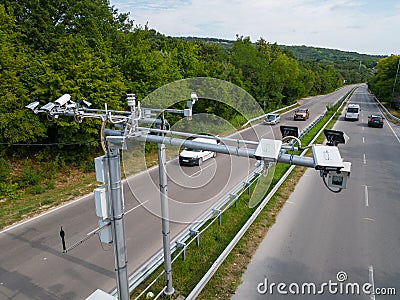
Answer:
[[26, 92, 351, 299]]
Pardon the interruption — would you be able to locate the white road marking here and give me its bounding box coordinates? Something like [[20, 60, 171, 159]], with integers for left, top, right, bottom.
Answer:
[[189, 161, 215, 178], [369, 265, 376, 300], [364, 185, 369, 207], [259, 127, 274, 138], [386, 120, 400, 144], [362, 136, 365, 143], [0, 193, 93, 234], [363, 153, 366, 164], [125, 199, 150, 215]]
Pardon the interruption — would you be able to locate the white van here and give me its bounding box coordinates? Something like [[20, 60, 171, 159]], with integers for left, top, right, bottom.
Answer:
[[178, 137, 217, 166], [345, 104, 360, 121]]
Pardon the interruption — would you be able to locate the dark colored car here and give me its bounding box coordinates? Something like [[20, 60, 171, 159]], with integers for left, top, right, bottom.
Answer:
[[367, 115, 384, 128], [294, 108, 309, 120]]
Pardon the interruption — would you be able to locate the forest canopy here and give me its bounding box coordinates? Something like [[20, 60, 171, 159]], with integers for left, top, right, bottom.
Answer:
[[0, 1, 381, 159]]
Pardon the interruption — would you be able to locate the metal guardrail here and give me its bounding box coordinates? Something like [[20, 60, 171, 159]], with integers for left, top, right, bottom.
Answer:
[[372, 95, 400, 123], [112, 89, 354, 298], [186, 86, 356, 299], [242, 103, 298, 127], [121, 164, 264, 296]]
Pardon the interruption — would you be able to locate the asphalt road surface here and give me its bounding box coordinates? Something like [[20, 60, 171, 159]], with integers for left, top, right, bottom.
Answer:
[[0, 86, 355, 300], [232, 85, 400, 299]]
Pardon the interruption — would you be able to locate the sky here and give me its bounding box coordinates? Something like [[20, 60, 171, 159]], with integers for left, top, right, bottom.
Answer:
[[109, 0, 400, 56]]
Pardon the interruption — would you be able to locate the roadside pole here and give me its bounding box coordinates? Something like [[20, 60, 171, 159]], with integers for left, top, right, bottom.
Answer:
[[107, 147, 130, 300]]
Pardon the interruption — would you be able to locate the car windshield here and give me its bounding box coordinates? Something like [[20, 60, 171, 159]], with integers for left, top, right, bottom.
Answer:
[[267, 115, 276, 120], [296, 109, 306, 113], [184, 148, 201, 152], [347, 108, 359, 113]]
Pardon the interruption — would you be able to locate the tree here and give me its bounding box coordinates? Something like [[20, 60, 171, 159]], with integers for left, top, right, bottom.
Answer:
[[369, 55, 400, 106], [0, 5, 47, 144], [9, 0, 131, 53]]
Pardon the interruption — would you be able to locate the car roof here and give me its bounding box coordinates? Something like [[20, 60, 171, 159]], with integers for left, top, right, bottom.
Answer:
[[266, 113, 279, 116], [347, 104, 360, 107], [192, 137, 217, 144], [369, 114, 383, 118]]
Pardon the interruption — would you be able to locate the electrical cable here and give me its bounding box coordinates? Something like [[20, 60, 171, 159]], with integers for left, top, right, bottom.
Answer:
[[282, 135, 302, 149]]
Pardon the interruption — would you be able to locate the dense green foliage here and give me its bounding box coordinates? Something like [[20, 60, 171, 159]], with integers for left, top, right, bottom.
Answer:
[[281, 45, 382, 84], [182, 37, 381, 85], [1, 1, 347, 156], [369, 55, 400, 108], [0, 0, 388, 213]]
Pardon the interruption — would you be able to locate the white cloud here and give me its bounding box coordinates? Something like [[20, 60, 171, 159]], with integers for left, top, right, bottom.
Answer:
[[111, 0, 400, 55]]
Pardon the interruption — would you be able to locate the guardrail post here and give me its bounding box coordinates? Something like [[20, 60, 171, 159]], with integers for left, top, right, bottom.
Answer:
[[190, 229, 200, 247], [213, 209, 222, 225], [229, 194, 238, 208], [176, 242, 187, 261], [244, 181, 251, 195]]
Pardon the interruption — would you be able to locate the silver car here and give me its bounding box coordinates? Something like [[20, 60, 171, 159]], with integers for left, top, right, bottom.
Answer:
[[264, 113, 281, 125]]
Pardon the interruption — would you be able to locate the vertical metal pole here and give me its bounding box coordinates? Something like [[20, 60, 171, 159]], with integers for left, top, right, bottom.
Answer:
[[107, 147, 130, 300], [158, 142, 175, 296]]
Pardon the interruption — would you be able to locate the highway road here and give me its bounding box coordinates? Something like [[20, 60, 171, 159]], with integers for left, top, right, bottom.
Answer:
[[232, 85, 400, 299], [0, 85, 354, 299]]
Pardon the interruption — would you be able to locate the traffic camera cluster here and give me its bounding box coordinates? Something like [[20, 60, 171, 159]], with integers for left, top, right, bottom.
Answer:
[[26, 94, 352, 193]]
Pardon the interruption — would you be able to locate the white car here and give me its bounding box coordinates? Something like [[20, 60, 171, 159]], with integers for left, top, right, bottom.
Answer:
[[179, 137, 217, 166], [264, 113, 281, 125]]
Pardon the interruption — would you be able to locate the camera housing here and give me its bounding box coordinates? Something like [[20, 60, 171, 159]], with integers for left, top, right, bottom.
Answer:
[[25, 101, 40, 113], [326, 161, 351, 189], [312, 145, 344, 171], [54, 94, 71, 107]]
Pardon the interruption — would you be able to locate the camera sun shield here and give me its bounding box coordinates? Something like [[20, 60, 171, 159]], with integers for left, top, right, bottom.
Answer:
[[312, 145, 344, 170]]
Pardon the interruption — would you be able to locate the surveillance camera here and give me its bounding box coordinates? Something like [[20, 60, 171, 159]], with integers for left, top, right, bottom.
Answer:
[[324, 129, 349, 146], [280, 125, 299, 138], [25, 101, 40, 113], [40, 102, 56, 112], [326, 161, 351, 189], [54, 94, 71, 107]]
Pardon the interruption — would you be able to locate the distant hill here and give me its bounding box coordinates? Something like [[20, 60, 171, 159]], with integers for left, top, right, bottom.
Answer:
[[279, 45, 383, 68], [179, 36, 382, 66], [179, 36, 382, 83]]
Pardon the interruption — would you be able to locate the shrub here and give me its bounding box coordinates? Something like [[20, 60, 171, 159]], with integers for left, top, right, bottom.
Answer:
[[21, 167, 41, 186], [0, 158, 11, 181]]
